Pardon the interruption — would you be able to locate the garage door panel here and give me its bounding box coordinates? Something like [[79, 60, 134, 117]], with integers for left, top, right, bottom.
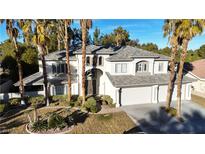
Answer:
[[158, 85, 186, 102], [121, 87, 152, 105]]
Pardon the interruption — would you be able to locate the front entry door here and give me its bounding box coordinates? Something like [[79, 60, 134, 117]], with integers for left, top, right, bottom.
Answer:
[[86, 79, 96, 96]]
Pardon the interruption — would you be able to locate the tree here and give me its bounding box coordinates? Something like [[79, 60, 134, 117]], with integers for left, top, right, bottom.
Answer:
[[21, 19, 54, 106], [140, 43, 158, 52], [0, 20, 25, 105], [80, 19, 92, 104], [100, 34, 115, 46], [93, 27, 100, 45], [174, 19, 205, 118], [72, 28, 92, 48], [196, 44, 205, 59], [113, 26, 129, 46], [163, 19, 180, 110], [63, 20, 73, 102]]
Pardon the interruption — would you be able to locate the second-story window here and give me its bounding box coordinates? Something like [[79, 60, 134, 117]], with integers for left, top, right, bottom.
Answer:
[[115, 63, 127, 73], [86, 56, 90, 66], [98, 56, 103, 66], [136, 61, 148, 72], [52, 63, 66, 74], [158, 62, 164, 72]]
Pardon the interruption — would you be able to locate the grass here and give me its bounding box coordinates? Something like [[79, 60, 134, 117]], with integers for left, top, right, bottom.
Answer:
[[0, 107, 135, 134], [69, 112, 135, 134], [191, 94, 205, 108]]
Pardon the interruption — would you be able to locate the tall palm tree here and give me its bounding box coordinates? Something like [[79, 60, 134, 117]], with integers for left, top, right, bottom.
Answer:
[[174, 19, 205, 118], [163, 19, 179, 110], [80, 19, 92, 104], [63, 19, 73, 102], [21, 19, 53, 106], [0, 19, 25, 105]]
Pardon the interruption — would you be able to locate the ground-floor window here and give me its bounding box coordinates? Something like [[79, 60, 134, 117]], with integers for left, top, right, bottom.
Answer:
[[54, 85, 65, 95]]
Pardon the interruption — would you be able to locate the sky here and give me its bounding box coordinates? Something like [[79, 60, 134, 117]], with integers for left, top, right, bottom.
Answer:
[[0, 19, 205, 50]]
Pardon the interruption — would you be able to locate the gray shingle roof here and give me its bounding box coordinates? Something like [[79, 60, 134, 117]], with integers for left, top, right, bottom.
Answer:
[[73, 45, 115, 55], [14, 72, 77, 86], [45, 50, 77, 61], [14, 72, 43, 86], [107, 46, 170, 61], [106, 72, 195, 88]]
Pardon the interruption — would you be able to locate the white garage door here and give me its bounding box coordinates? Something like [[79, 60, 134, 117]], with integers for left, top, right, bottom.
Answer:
[[158, 84, 186, 102], [121, 86, 152, 105]]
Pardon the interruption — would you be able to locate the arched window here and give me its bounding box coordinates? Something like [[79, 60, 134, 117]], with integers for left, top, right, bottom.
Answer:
[[98, 56, 103, 66], [136, 61, 149, 72], [86, 56, 90, 66], [93, 56, 97, 66]]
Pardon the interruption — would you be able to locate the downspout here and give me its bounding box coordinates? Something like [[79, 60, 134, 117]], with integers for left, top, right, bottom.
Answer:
[[119, 88, 122, 107]]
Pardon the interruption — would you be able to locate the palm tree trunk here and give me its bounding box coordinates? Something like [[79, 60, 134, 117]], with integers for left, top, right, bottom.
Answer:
[[81, 21, 87, 104], [13, 38, 25, 105], [166, 38, 178, 109], [64, 21, 72, 102], [17, 59, 25, 103], [176, 39, 189, 118], [38, 45, 49, 106], [57, 33, 61, 51]]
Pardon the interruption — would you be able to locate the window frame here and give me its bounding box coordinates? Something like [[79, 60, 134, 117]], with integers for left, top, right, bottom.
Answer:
[[115, 63, 127, 73]]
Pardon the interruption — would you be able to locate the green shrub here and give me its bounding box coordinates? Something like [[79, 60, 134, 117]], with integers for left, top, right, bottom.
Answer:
[[69, 101, 75, 107], [31, 120, 48, 132], [51, 95, 67, 103], [47, 113, 66, 130], [9, 98, 21, 106], [28, 96, 45, 106], [101, 95, 113, 105], [0, 103, 5, 113], [83, 97, 98, 113], [77, 96, 83, 105], [71, 95, 79, 102]]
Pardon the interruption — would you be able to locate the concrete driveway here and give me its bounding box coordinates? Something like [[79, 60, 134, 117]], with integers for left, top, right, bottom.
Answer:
[[122, 101, 205, 134]]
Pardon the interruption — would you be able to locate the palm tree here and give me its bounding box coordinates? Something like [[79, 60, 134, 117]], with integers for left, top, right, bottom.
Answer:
[[163, 19, 179, 110], [80, 19, 92, 104], [21, 19, 53, 106], [0, 19, 25, 105], [114, 26, 129, 46], [174, 19, 205, 118], [63, 19, 73, 102]]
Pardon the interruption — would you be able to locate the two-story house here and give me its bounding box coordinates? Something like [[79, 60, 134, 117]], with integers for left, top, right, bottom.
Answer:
[[14, 45, 194, 106]]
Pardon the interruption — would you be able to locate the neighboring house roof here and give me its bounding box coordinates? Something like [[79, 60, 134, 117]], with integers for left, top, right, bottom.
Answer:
[[73, 45, 116, 55], [106, 72, 195, 88], [106, 46, 170, 62], [190, 59, 205, 79], [14, 72, 77, 86], [45, 50, 77, 61]]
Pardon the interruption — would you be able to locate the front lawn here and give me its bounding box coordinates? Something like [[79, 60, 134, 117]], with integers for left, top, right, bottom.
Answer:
[[191, 94, 205, 108], [0, 107, 135, 134]]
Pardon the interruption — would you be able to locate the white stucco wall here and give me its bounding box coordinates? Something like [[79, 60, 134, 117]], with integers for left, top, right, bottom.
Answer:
[[186, 72, 205, 94]]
